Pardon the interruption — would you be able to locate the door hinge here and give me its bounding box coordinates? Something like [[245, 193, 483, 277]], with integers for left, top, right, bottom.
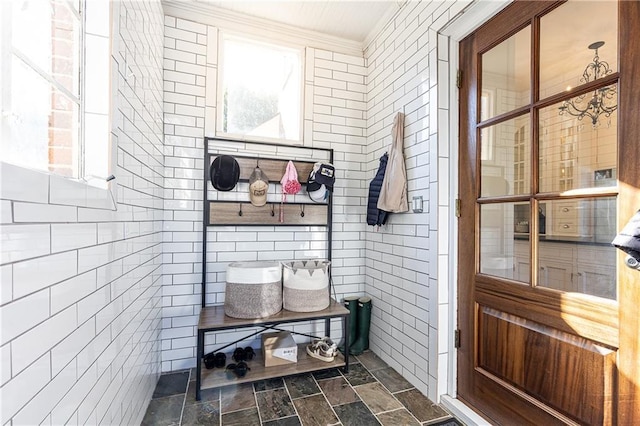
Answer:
[[455, 198, 461, 218], [454, 329, 461, 348], [456, 69, 463, 89]]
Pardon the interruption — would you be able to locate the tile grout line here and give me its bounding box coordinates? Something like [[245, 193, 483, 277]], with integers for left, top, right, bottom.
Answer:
[[178, 370, 190, 426], [311, 371, 344, 426], [252, 381, 265, 425], [352, 354, 424, 425], [339, 357, 384, 425], [279, 377, 302, 424]]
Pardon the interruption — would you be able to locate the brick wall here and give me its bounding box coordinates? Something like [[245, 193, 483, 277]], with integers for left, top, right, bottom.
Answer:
[[49, 0, 80, 177], [0, 1, 165, 424]]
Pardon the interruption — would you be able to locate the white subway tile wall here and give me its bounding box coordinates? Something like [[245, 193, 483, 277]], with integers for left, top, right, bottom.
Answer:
[[0, 0, 471, 421], [364, 1, 461, 402], [0, 1, 164, 425], [161, 16, 368, 372]]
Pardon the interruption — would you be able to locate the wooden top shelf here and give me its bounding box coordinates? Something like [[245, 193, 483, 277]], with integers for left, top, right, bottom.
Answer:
[[198, 299, 348, 332]]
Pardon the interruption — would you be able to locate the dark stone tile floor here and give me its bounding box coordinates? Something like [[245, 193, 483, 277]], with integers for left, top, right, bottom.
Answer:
[[141, 351, 463, 425]]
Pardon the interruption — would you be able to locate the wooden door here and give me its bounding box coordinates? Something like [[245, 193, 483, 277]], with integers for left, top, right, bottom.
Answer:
[[458, 1, 640, 424]]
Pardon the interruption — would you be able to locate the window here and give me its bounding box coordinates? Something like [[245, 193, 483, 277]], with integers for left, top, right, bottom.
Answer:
[[1, 0, 110, 185], [218, 34, 303, 144]]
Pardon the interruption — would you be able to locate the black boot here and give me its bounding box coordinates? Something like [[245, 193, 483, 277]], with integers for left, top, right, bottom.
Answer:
[[339, 296, 359, 353], [349, 297, 371, 356]]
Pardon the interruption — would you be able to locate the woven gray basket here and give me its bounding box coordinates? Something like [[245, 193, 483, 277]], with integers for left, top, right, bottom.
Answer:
[[225, 261, 282, 319]]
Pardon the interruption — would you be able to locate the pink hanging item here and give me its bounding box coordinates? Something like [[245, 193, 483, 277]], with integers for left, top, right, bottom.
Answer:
[[279, 161, 301, 222], [281, 161, 301, 197]]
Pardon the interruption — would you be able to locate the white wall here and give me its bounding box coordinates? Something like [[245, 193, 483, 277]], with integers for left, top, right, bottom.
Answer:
[[0, 1, 165, 424], [364, 0, 470, 401], [161, 1, 473, 404], [161, 16, 369, 371], [0, 0, 487, 420]]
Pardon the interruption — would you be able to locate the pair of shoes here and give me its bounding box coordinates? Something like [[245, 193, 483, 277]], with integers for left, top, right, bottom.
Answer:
[[203, 352, 227, 369], [340, 296, 372, 356], [306, 337, 338, 362], [232, 347, 255, 362], [225, 361, 251, 379]]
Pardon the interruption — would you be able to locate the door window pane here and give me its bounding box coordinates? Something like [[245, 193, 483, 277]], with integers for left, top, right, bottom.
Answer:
[[540, 0, 617, 99], [480, 202, 529, 282], [481, 26, 531, 121], [539, 96, 617, 193], [481, 115, 530, 197], [537, 197, 616, 299]]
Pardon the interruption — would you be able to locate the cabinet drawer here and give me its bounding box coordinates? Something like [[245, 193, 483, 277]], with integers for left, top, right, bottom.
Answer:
[[554, 203, 578, 219], [553, 221, 577, 235]]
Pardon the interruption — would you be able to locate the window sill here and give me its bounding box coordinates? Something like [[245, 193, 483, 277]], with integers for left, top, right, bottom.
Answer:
[[214, 132, 304, 147], [0, 162, 116, 210]]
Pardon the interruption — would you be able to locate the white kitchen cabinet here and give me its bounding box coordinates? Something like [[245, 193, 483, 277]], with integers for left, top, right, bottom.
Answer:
[[513, 240, 530, 283], [511, 240, 615, 299], [574, 264, 616, 299], [539, 258, 576, 292], [575, 245, 616, 298], [547, 199, 593, 238]]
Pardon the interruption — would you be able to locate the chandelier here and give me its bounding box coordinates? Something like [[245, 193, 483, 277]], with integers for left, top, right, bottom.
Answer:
[[558, 41, 617, 127]]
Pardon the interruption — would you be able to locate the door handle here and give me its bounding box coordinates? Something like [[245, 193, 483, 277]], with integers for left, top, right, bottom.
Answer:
[[577, 272, 584, 291], [624, 256, 640, 270]]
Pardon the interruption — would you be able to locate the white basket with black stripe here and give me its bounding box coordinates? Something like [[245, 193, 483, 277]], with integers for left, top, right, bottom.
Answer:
[[282, 260, 330, 312]]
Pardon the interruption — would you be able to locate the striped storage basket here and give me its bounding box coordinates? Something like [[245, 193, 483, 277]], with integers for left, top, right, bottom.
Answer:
[[224, 261, 282, 319], [282, 260, 330, 312]]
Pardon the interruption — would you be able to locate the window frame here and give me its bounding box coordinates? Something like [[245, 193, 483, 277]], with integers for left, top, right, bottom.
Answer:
[[0, 0, 116, 208], [215, 31, 306, 145]]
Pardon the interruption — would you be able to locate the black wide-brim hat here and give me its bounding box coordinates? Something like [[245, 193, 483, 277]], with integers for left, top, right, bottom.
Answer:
[[210, 155, 240, 191]]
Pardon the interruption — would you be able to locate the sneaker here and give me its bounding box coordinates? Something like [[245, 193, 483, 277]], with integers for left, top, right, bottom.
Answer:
[[306, 337, 338, 362]]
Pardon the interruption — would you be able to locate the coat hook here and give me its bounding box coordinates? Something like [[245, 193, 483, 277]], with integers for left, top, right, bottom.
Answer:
[[300, 204, 305, 218], [271, 204, 275, 217], [238, 204, 243, 217]]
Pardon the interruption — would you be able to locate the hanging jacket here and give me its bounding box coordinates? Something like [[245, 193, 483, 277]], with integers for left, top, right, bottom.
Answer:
[[378, 112, 409, 213], [367, 153, 389, 226]]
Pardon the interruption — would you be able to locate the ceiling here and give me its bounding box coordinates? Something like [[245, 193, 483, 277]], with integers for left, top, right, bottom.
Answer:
[[193, 0, 402, 43]]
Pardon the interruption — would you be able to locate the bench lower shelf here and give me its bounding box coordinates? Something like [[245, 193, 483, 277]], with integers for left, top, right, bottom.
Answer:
[[200, 343, 346, 389]]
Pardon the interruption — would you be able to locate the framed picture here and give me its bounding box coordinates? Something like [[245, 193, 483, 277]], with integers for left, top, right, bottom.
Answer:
[[594, 168, 614, 181]]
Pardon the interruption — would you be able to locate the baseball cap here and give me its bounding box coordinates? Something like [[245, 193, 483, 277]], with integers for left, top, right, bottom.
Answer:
[[308, 183, 328, 202], [314, 163, 335, 190], [249, 167, 269, 207], [210, 155, 240, 191]]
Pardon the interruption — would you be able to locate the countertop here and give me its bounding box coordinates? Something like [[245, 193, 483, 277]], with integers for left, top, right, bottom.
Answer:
[[514, 233, 612, 246]]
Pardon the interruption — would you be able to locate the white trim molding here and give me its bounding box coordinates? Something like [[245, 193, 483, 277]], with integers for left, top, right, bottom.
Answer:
[[435, 0, 511, 420], [162, 0, 365, 57]]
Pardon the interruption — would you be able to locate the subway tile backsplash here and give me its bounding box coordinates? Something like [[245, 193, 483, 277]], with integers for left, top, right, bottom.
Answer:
[[0, 1, 164, 425], [160, 17, 368, 373], [0, 0, 467, 423]]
